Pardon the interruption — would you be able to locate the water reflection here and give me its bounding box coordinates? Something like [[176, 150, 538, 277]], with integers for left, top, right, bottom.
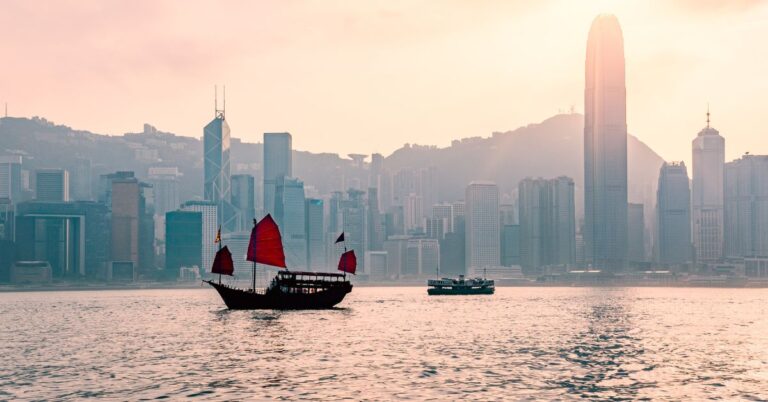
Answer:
[[556, 289, 652, 399]]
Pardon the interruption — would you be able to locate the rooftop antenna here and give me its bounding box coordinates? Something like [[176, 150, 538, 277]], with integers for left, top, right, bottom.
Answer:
[[706, 103, 710, 128], [214, 85, 225, 120]]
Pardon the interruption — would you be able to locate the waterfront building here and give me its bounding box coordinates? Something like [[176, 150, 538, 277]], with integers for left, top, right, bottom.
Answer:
[[35, 168, 69, 202], [405, 238, 440, 277], [14, 201, 109, 278], [181, 200, 218, 275], [656, 162, 692, 265], [583, 14, 628, 271], [165, 210, 202, 279], [366, 251, 388, 280], [111, 177, 154, 277], [465, 182, 500, 273], [724, 155, 768, 259], [518, 177, 575, 274], [263, 132, 292, 216], [383, 235, 410, 278], [692, 113, 725, 261]]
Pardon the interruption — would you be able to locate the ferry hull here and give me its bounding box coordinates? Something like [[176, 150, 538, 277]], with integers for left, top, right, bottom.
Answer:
[[205, 280, 352, 310], [427, 287, 495, 296]]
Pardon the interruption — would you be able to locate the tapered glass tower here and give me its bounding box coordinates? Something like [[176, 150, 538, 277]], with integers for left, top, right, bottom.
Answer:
[[583, 14, 628, 271], [204, 96, 235, 231]]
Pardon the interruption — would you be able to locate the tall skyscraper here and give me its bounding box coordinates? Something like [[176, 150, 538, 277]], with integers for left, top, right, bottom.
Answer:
[[263, 132, 292, 216], [203, 102, 235, 231], [0, 155, 22, 202], [465, 182, 500, 274], [35, 169, 69, 202], [305, 198, 325, 271], [231, 174, 255, 232], [275, 177, 307, 269], [656, 162, 692, 265], [692, 112, 725, 262], [724, 155, 768, 259], [583, 14, 628, 271]]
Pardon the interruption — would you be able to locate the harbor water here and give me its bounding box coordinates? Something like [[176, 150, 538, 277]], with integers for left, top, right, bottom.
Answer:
[[1, 287, 767, 400]]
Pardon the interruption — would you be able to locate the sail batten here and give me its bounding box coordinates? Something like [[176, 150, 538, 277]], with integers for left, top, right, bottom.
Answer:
[[338, 250, 357, 275], [246, 214, 287, 268], [211, 246, 235, 276]]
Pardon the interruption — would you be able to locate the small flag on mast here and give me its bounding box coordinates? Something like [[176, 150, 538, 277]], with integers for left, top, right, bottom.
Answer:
[[215, 226, 221, 244], [335, 232, 345, 243]]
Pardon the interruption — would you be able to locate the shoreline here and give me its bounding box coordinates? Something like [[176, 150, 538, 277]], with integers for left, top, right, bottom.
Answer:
[[2, 281, 768, 292]]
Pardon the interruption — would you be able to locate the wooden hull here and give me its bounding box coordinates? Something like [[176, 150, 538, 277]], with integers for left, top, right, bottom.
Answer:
[[205, 280, 352, 310]]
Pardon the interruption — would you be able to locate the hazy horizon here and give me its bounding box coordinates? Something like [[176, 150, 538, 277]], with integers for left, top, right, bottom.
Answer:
[[2, 0, 767, 166]]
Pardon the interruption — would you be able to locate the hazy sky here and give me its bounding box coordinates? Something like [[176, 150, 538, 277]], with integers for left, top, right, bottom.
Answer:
[[1, 0, 767, 166]]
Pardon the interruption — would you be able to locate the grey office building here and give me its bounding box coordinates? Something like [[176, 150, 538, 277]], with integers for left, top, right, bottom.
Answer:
[[231, 174, 255, 231], [263, 133, 292, 217], [35, 169, 69, 202], [724, 155, 768, 258], [656, 162, 692, 265]]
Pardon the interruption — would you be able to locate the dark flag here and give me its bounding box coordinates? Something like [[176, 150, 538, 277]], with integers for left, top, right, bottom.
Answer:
[[335, 232, 345, 243]]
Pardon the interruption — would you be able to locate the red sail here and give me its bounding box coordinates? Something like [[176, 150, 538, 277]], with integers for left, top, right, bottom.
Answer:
[[246, 214, 287, 268], [338, 250, 357, 275], [211, 246, 235, 276]]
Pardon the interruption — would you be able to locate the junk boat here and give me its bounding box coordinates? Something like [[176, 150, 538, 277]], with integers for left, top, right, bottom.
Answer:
[[427, 274, 495, 295], [204, 214, 354, 310]]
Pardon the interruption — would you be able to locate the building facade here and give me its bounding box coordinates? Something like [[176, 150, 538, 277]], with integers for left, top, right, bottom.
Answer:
[[692, 120, 725, 262], [465, 182, 500, 273], [263, 132, 292, 216], [656, 162, 692, 265], [583, 14, 628, 271]]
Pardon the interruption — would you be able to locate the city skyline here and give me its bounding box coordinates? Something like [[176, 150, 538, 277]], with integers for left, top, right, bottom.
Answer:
[[1, 1, 767, 168]]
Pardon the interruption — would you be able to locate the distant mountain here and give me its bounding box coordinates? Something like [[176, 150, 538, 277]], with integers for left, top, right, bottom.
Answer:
[[0, 113, 664, 216], [385, 113, 664, 212]]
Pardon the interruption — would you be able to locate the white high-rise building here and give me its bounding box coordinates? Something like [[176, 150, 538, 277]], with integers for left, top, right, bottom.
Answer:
[[432, 203, 454, 233], [465, 182, 500, 273], [692, 113, 725, 262]]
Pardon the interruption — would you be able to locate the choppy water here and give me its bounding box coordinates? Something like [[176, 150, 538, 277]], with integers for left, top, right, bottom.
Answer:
[[1, 287, 767, 400]]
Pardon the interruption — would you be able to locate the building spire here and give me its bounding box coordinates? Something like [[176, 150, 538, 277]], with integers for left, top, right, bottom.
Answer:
[[706, 103, 710, 128], [214, 85, 225, 120]]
